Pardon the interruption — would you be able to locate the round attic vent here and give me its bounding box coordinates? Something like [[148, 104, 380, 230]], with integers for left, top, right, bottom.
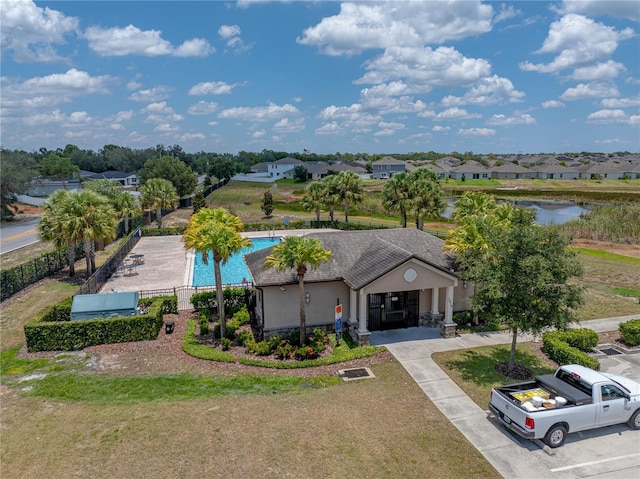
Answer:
[[403, 268, 417, 283]]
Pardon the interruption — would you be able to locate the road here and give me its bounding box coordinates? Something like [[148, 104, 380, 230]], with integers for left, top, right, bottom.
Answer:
[[0, 217, 41, 254]]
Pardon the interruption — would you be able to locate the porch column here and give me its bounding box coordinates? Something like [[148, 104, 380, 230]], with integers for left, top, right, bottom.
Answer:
[[444, 286, 454, 323], [349, 289, 357, 324], [358, 289, 367, 332], [440, 286, 456, 339], [430, 288, 439, 315]]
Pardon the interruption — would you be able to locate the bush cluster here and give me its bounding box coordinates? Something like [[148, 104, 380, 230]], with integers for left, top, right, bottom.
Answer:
[[190, 287, 250, 316], [140, 226, 186, 236], [247, 328, 328, 360], [619, 318, 640, 346], [542, 328, 600, 370], [24, 296, 174, 352]]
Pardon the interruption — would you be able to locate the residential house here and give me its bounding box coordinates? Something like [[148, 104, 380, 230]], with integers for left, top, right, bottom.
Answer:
[[86, 170, 139, 187], [449, 160, 491, 181], [534, 164, 579, 180], [421, 163, 449, 180], [490, 163, 535, 180], [249, 162, 269, 174], [371, 156, 407, 179], [268, 157, 304, 178], [245, 229, 471, 345]]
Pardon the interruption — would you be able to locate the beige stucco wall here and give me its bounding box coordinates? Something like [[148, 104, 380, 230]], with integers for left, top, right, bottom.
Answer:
[[260, 281, 351, 331], [363, 258, 457, 295]]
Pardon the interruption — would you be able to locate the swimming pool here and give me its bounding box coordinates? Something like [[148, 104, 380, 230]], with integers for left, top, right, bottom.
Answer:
[[191, 237, 280, 287]]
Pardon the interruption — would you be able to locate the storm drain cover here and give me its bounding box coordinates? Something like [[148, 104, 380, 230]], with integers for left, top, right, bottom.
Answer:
[[598, 348, 622, 356], [338, 367, 375, 381]]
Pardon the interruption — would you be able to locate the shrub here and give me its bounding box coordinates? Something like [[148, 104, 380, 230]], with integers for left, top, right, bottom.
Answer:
[[231, 308, 250, 325], [275, 343, 296, 360], [268, 335, 282, 351], [295, 346, 318, 360], [198, 312, 210, 335], [453, 310, 472, 326], [542, 329, 600, 371], [220, 337, 232, 351], [235, 329, 253, 347], [225, 319, 240, 340], [246, 339, 271, 356], [288, 330, 301, 347], [190, 287, 250, 315], [619, 318, 640, 346]]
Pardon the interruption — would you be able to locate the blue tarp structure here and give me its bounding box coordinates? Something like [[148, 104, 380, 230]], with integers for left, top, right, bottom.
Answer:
[[70, 292, 139, 320]]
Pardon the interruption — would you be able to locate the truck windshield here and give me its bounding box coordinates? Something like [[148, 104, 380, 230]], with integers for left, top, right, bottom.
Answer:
[[556, 370, 593, 396]]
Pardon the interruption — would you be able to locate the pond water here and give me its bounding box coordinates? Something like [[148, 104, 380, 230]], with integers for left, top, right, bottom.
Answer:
[[443, 200, 591, 225], [191, 237, 280, 287]]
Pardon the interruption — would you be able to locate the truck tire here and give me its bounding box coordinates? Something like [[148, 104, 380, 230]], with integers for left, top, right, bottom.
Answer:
[[628, 409, 640, 430], [544, 424, 567, 448]]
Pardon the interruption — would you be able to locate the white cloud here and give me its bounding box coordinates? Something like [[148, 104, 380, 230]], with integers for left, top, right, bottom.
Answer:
[[180, 132, 205, 141], [155, 123, 179, 132], [458, 127, 495, 136], [586, 109, 633, 124], [602, 96, 640, 108], [560, 1, 640, 21], [273, 117, 305, 133], [357, 46, 491, 88], [560, 82, 619, 101], [359, 84, 428, 115], [432, 125, 450, 132], [486, 113, 536, 126], [252, 129, 266, 139], [0, 0, 79, 63], [570, 60, 626, 81], [520, 14, 634, 74], [23, 108, 90, 126], [108, 110, 134, 122], [141, 102, 183, 124], [542, 100, 566, 108], [187, 101, 218, 115], [219, 25, 241, 39], [188, 81, 238, 96], [440, 75, 525, 107], [297, 1, 493, 55], [315, 122, 342, 135], [435, 108, 482, 120], [218, 24, 253, 53], [218, 102, 299, 121], [128, 86, 173, 103], [84, 25, 213, 57], [127, 81, 142, 91], [494, 4, 519, 23]]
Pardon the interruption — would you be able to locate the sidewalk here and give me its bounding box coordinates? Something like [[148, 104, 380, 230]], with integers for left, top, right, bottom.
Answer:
[[369, 315, 639, 479]]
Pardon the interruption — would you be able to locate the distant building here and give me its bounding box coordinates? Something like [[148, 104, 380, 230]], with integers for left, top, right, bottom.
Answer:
[[372, 156, 407, 179], [268, 157, 304, 178], [85, 171, 139, 187]]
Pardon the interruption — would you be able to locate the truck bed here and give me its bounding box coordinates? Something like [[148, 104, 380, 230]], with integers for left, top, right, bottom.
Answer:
[[536, 374, 592, 406]]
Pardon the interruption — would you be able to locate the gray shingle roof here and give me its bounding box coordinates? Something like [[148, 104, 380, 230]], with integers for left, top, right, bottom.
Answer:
[[244, 229, 454, 289]]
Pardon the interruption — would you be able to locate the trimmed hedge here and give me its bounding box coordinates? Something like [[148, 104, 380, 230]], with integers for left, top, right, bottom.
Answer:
[[619, 318, 640, 346], [190, 287, 250, 315], [542, 328, 600, 371], [24, 296, 174, 352], [141, 226, 186, 236], [181, 320, 235, 362]]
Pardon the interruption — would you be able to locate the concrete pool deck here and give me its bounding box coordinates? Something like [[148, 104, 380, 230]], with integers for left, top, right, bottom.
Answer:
[[99, 229, 335, 294]]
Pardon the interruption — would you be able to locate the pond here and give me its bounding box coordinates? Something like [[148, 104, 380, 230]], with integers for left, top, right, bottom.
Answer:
[[443, 200, 591, 225]]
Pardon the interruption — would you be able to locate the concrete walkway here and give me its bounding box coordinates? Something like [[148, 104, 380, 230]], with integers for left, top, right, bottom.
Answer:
[[370, 315, 640, 479]]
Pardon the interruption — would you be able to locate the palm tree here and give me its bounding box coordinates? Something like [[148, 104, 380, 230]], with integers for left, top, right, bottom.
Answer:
[[140, 178, 178, 227], [409, 168, 446, 230], [115, 191, 138, 235], [84, 178, 138, 234], [321, 175, 340, 222], [264, 236, 332, 345], [38, 190, 79, 277], [301, 182, 325, 222], [334, 171, 364, 222], [70, 190, 117, 276], [451, 191, 496, 222], [382, 172, 411, 227], [183, 208, 250, 339]]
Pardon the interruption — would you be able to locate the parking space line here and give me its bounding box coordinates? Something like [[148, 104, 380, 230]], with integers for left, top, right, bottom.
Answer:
[[550, 453, 640, 472]]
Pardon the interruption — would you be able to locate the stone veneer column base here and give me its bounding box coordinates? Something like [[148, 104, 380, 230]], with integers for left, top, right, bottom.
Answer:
[[426, 312, 444, 327], [439, 321, 457, 339]]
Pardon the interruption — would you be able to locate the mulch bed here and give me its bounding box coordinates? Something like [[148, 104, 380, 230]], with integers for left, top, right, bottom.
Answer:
[[17, 311, 394, 380]]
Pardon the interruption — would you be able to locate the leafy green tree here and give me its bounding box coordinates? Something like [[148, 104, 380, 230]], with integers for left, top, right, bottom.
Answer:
[[382, 172, 411, 227], [456, 209, 584, 373], [264, 236, 332, 345], [183, 208, 250, 338], [261, 190, 274, 217], [320, 175, 340, 222], [38, 153, 80, 189], [1, 149, 37, 220], [140, 178, 179, 227], [209, 157, 236, 182], [334, 171, 363, 222], [409, 168, 446, 230], [301, 182, 325, 221], [138, 156, 197, 197], [293, 165, 308, 182], [192, 190, 206, 214]]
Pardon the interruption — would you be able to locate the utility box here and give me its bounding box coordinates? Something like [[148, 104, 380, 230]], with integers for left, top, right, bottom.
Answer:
[[70, 292, 139, 321]]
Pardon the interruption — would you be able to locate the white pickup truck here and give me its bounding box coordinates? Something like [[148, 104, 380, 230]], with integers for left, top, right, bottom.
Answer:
[[489, 364, 640, 448]]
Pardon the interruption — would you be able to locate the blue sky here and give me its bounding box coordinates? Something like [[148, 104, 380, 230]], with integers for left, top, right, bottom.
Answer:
[[1, 0, 639, 155]]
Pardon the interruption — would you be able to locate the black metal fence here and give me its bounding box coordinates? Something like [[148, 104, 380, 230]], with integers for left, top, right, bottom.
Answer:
[[0, 246, 84, 302], [76, 228, 142, 295]]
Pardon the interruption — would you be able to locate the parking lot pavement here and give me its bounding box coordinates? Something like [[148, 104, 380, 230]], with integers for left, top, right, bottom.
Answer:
[[375, 322, 640, 479]]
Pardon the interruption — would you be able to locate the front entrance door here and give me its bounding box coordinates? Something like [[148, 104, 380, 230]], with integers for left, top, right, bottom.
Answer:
[[367, 291, 418, 331]]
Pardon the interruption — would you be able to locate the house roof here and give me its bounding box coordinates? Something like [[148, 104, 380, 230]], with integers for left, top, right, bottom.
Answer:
[[451, 160, 488, 173], [272, 157, 304, 165], [87, 171, 136, 180], [490, 163, 531, 173], [244, 229, 455, 290], [373, 156, 405, 165]]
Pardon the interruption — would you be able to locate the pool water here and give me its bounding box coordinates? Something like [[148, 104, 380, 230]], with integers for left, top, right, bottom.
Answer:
[[191, 237, 280, 287]]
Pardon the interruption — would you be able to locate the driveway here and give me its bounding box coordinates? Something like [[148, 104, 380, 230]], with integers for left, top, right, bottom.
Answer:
[[370, 317, 640, 479]]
